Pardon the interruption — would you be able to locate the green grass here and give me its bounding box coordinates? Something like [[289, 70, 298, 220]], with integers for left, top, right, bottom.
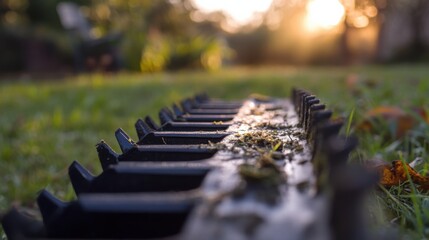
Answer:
[[1, 65, 429, 237]]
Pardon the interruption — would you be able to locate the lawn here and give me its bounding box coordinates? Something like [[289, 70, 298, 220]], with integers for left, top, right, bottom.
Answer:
[[1, 65, 429, 237]]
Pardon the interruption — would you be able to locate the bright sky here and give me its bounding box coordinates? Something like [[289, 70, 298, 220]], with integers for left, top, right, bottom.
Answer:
[[191, 0, 273, 26]]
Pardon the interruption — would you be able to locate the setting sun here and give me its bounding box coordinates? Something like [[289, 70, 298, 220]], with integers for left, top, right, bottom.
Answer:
[[305, 0, 345, 31]]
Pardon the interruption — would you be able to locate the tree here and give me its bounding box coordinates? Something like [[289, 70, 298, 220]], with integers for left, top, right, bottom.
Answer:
[[376, 0, 429, 61]]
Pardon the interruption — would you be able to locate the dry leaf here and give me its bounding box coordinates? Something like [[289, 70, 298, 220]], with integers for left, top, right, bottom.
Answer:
[[370, 159, 429, 190], [357, 106, 428, 138]]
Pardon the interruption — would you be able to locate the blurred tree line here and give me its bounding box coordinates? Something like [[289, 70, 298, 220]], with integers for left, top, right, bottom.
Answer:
[[0, 0, 428, 74], [0, 0, 228, 73], [229, 0, 429, 65], [87, 0, 229, 71]]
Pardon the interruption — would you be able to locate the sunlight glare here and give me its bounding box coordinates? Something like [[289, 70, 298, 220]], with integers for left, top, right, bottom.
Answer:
[[305, 0, 345, 31], [191, 0, 272, 26]]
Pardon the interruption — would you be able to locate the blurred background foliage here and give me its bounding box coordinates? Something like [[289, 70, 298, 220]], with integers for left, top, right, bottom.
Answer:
[[0, 0, 231, 73], [1, 0, 429, 74]]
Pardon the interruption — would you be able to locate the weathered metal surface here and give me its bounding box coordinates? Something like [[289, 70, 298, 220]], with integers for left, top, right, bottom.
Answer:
[[1, 89, 377, 240]]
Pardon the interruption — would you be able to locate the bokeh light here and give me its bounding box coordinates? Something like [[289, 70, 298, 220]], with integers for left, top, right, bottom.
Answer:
[[191, 0, 273, 27], [305, 0, 345, 31]]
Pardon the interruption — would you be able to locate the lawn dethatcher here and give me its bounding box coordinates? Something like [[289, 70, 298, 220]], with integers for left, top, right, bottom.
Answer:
[[1, 89, 378, 240]]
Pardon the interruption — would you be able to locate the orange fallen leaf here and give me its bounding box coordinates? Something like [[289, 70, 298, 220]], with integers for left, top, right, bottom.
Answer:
[[370, 160, 429, 190], [414, 107, 429, 122], [358, 106, 428, 138]]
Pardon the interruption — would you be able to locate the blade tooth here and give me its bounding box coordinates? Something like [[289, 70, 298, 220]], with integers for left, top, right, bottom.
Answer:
[[330, 165, 378, 240], [309, 110, 332, 133], [326, 136, 358, 167], [144, 116, 160, 130], [189, 98, 199, 108], [37, 190, 66, 225], [181, 99, 192, 113], [310, 120, 344, 162], [96, 140, 119, 170], [135, 119, 146, 140], [304, 96, 316, 112], [164, 107, 175, 119], [135, 118, 153, 139], [297, 92, 310, 122], [303, 98, 319, 130], [305, 103, 325, 131], [1, 208, 45, 238], [172, 104, 184, 117], [307, 109, 332, 138], [295, 89, 308, 107], [300, 95, 315, 127], [68, 161, 93, 195], [115, 128, 135, 153], [159, 109, 173, 125], [312, 114, 332, 139], [195, 92, 209, 103], [317, 120, 343, 140]]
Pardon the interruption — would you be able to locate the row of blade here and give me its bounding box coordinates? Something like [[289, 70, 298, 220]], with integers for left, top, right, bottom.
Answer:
[[2, 90, 378, 240], [2, 94, 244, 239], [292, 88, 378, 240]]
